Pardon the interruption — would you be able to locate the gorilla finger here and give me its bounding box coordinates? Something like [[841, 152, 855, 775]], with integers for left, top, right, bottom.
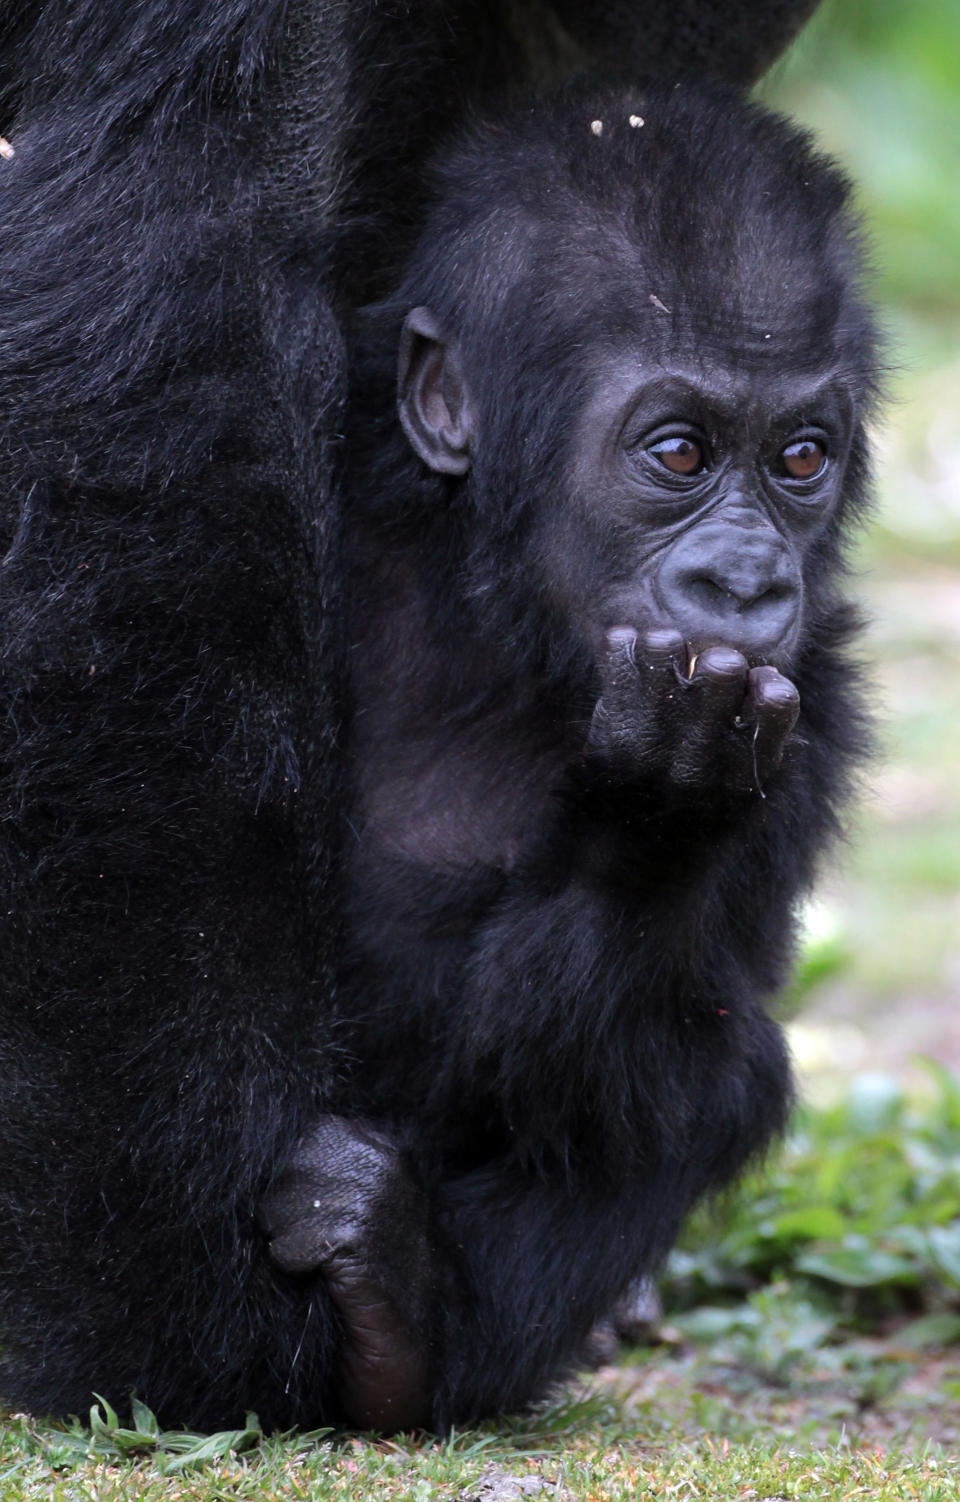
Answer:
[[594, 626, 685, 746], [601, 625, 685, 685], [327, 1265, 431, 1431], [688, 645, 749, 716], [692, 645, 749, 681], [593, 628, 646, 727], [664, 648, 749, 783], [596, 626, 640, 696], [633, 628, 689, 706], [745, 666, 800, 763], [639, 627, 686, 670], [746, 665, 800, 724], [605, 625, 638, 661]]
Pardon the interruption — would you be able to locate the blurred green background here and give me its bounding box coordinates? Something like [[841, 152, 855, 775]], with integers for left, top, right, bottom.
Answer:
[[755, 0, 960, 1097]]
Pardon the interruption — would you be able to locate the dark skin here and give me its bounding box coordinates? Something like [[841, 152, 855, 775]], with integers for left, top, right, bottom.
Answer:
[[562, 348, 848, 802], [260, 302, 854, 1426], [258, 1118, 431, 1430]]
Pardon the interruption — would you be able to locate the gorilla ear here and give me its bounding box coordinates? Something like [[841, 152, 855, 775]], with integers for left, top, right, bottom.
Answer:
[[398, 306, 475, 475]]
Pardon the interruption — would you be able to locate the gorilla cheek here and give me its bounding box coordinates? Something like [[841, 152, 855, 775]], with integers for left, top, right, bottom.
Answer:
[[652, 520, 803, 662]]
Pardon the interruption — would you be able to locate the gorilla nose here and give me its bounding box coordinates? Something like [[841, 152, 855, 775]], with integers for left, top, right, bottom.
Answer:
[[657, 523, 801, 657]]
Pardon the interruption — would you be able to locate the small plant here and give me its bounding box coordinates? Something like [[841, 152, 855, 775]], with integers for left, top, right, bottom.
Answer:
[[663, 1061, 960, 1340], [44, 1395, 264, 1473]]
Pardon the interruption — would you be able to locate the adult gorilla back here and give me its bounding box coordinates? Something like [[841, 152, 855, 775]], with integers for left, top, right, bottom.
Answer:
[[0, 0, 819, 1429]]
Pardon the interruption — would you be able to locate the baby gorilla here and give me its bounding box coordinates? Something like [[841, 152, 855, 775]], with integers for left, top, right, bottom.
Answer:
[[260, 80, 879, 1429]]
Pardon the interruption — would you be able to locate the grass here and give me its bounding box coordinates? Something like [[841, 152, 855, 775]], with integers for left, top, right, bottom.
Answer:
[[4, 1398, 960, 1501], [5, 1076, 960, 1496]]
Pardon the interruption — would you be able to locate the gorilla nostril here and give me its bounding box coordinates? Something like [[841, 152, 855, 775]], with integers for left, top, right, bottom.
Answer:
[[686, 575, 741, 613], [687, 572, 779, 614], [683, 560, 798, 616], [753, 580, 793, 608]]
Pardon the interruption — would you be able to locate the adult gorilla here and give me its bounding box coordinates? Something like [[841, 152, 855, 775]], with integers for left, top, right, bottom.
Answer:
[[1, 0, 831, 1431]]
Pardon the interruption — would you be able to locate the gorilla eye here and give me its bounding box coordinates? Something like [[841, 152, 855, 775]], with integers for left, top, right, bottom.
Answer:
[[648, 435, 704, 475], [780, 438, 827, 481]]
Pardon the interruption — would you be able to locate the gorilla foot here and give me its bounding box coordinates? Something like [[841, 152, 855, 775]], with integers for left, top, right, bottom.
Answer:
[[258, 1116, 432, 1430]]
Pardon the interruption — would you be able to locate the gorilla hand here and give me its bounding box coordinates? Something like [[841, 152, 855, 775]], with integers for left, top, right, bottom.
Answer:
[[258, 1117, 432, 1431], [587, 626, 800, 799]]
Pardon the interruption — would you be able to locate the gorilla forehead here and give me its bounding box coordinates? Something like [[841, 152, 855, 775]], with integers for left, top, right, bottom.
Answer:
[[517, 230, 856, 383], [414, 80, 871, 383]]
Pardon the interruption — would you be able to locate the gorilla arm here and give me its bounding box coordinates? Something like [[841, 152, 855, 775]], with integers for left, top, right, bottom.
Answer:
[[412, 635, 798, 1420], [259, 625, 799, 1428]]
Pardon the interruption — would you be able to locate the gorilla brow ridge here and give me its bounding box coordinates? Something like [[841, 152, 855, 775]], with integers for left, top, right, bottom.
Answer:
[[389, 80, 877, 403]]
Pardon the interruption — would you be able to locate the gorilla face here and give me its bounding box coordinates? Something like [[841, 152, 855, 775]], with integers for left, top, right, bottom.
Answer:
[[399, 318, 830, 796], [558, 346, 855, 670]]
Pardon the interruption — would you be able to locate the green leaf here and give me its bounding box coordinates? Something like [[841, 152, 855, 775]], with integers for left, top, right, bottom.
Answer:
[[159, 1416, 262, 1472], [130, 1397, 160, 1439], [89, 1394, 119, 1436], [926, 1223, 960, 1286], [672, 1305, 761, 1340], [796, 1246, 919, 1288], [763, 1207, 848, 1241], [917, 1059, 960, 1130], [896, 1312, 960, 1348]]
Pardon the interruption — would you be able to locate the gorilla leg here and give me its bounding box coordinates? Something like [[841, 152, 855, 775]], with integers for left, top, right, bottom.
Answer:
[[259, 1118, 434, 1430]]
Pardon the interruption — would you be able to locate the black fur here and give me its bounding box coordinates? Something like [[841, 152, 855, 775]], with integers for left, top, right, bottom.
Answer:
[[0, 0, 858, 1432], [337, 82, 879, 1426]]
